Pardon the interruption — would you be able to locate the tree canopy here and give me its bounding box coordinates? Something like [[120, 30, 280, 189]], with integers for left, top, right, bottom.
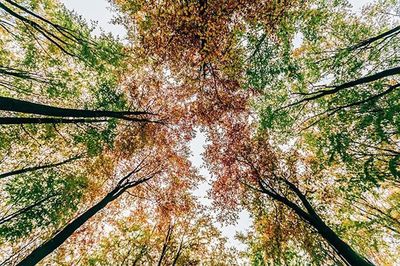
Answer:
[[0, 0, 399, 265]]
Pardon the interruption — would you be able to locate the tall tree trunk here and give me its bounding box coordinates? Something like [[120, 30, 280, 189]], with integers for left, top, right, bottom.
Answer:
[[348, 25, 400, 51], [172, 237, 184, 266], [258, 179, 374, 266], [157, 224, 174, 266], [0, 117, 109, 125], [295, 66, 400, 105], [0, 0, 82, 57], [0, 96, 151, 121], [132, 245, 147, 266], [0, 155, 81, 179], [0, 194, 59, 225], [308, 215, 374, 266], [17, 185, 125, 266], [16, 166, 154, 266], [287, 180, 374, 266]]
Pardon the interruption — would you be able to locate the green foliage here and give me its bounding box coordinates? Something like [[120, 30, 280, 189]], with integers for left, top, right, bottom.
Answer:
[[246, 0, 400, 187], [0, 0, 129, 162], [0, 0, 399, 265], [0, 0, 129, 247], [73, 119, 118, 156], [0, 171, 87, 241]]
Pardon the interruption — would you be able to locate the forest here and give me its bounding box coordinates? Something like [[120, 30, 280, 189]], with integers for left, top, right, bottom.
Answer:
[[0, 0, 399, 265]]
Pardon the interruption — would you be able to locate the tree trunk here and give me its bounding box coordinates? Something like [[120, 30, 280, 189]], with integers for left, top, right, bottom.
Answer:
[[0, 156, 81, 179], [0, 194, 59, 225], [302, 66, 400, 102], [157, 224, 173, 266], [0, 1, 77, 57], [172, 238, 184, 266], [308, 215, 374, 266], [132, 245, 147, 266], [0, 117, 108, 125], [0, 96, 150, 120], [17, 186, 123, 266], [287, 66, 400, 109], [258, 179, 374, 266], [348, 25, 400, 51]]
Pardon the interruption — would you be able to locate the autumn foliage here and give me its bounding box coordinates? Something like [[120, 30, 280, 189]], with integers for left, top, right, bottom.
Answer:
[[0, 0, 399, 265]]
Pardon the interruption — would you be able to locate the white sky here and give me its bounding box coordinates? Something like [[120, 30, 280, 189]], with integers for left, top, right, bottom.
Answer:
[[59, 0, 374, 252], [60, 0, 126, 37]]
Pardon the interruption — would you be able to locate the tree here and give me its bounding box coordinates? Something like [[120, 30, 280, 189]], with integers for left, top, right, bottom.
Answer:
[[206, 119, 374, 265], [0, 170, 88, 241], [238, 200, 343, 265], [0, 155, 81, 179], [81, 202, 238, 266], [0, 0, 142, 158], [245, 0, 400, 187], [112, 0, 293, 76], [17, 157, 160, 266], [0, 95, 155, 124], [0, 1, 166, 264], [2, 0, 400, 265]]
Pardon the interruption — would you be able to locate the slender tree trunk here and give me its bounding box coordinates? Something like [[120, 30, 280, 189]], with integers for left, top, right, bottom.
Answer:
[[0, 67, 48, 82], [16, 167, 154, 266], [157, 224, 173, 266], [0, 1, 74, 56], [332, 66, 400, 92], [0, 194, 59, 225], [132, 245, 147, 266], [1, 0, 95, 58], [0, 96, 151, 120], [172, 238, 184, 266], [303, 66, 400, 102], [348, 25, 400, 51], [258, 179, 374, 266], [286, 66, 400, 109], [0, 155, 81, 179], [17, 185, 124, 266]]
